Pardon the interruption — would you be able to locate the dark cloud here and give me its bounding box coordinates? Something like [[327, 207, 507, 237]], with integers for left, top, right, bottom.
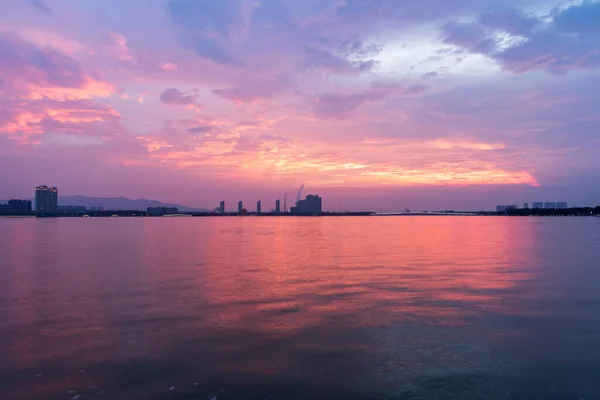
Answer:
[[211, 75, 290, 104], [0, 35, 86, 91], [302, 45, 377, 73], [442, 22, 497, 54], [186, 125, 213, 134], [313, 82, 426, 120], [168, 0, 244, 65], [497, 31, 600, 73], [159, 88, 199, 106], [29, 0, 52, 14], [552, 1, 600, 35], [168, 0, 243, 36], [441, 2, 600, 73], [189, 37, 241, 66], [478, 9, 539, 36]]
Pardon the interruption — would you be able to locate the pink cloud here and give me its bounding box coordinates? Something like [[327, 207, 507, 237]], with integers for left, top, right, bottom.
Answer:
[[160, 62, 178, 71], [107, 33, 134, 62]]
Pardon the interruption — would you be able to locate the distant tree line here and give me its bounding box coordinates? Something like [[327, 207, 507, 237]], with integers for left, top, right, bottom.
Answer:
[[504, 207, 600, 216]]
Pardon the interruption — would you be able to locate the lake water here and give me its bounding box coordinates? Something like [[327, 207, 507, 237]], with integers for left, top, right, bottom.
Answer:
[[1, 217, 600, 400]]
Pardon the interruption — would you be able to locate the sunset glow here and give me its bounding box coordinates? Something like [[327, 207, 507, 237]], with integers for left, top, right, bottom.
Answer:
[[1, 0, 599, 210]]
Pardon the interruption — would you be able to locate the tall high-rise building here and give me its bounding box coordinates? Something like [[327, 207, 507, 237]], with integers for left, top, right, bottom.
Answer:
[[219, 200, 225, 214], [256, 200, 261, 214], [275, 199, 281, 213], [35, 185, 58, 214], [238, 201, 243, 213]]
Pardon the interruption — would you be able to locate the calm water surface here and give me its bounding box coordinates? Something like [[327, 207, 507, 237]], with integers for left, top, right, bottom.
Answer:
[[1, 217, 600, 399]]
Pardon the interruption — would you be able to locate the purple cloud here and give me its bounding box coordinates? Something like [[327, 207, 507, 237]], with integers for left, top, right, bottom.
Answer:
[[159, 88, 199, 106], [478, 8, 539, 36], [442, 2, 600, 73], [442, 22, 497, 54]]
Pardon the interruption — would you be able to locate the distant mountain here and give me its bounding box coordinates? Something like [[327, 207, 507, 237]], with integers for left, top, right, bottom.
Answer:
[[57, 195, 208, 212]]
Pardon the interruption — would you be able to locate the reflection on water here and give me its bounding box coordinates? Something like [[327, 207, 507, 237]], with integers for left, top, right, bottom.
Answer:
[[1, 217, 600, 399]]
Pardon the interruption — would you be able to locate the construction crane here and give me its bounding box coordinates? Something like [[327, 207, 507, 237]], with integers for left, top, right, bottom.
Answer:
[[296, 184, 305, 204]]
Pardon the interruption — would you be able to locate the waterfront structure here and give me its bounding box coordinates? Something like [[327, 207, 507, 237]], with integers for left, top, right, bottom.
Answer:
[[291, 194, 323, 215], [35, 185, 58, 214], [0, 199, 32, 214], [532, 202, 544, 209], [524, 203, 529, 209], [147, 206, 178, 215], [544, 202, 556, 209], [556, 202, 568, 209], [256, 200, 261, 214], [238, 201, 243, 214], [58, 205, 86, 213], [275, 199, 281, 213], [496, 204, 517, 213], [219, 200, 225, 214]]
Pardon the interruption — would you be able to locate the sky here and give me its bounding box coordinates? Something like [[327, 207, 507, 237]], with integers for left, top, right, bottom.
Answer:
[[1, 0, 600, 211]]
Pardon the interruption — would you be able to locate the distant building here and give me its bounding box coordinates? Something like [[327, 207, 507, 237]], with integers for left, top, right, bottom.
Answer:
[[238, 201, 243, 214], [291, 194, 323, 215], [532, 202, 544, 209], [256, 200, 261, 214], [147, 206, 178, 215], [524, 203, 529, 209], [544, 202, 556, 209], [219, 200, 225, 214], [35, 185, 58, 214], [556, 202, 568, 209], [275, 199, 281, 213], [1, 199, 32, 214], [496, 204, 517, 213]]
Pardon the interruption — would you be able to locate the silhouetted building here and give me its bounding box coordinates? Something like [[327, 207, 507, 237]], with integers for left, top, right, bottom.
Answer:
[[1, 199, 32, 214], [275, 199, 281, 213], [532, 202, 544, 209], [291, 194, 323, 215], [238, 201, 243, 214], [556, 202, 568, 209], [524, 203, 529, 209], [147, 206, 178, 215], [219, 200, 225, 214], [544, 202, 556, 209], [256, 200, 261, 214], [35, 185, 58, 214], [496, 204, 517, 212]]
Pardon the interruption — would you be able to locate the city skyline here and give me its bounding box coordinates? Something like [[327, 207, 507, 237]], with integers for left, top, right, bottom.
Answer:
[[1, 184, 598, 213], [2, 1, 600, 210]]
